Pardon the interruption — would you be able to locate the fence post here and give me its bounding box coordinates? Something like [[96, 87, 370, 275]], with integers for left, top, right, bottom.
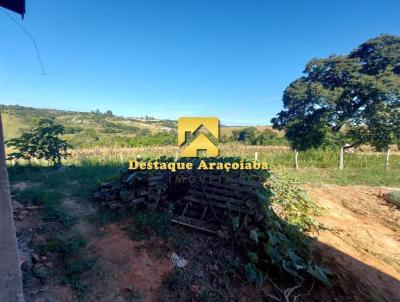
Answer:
[[174, 151, 179, 162], [254, 151, 259, 161], [385, 147, 391, 170], [294, 149, 299, 171], [339, 147, 344, 170]]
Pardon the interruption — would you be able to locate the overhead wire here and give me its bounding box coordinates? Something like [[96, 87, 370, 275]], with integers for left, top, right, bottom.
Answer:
[[1, 8, 46, 75]]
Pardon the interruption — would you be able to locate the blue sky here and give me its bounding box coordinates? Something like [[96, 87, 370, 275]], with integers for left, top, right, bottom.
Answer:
[[1, 1, 399, 125]]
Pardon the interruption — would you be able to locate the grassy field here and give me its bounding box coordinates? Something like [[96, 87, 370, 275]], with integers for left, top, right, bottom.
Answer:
[[8, 146, 399, 187], [3, 105, 399, 187], [2, 112, 27, 140]]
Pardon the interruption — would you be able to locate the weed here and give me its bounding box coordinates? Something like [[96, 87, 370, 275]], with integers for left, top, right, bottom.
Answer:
[[129, 209, 171, 240], [17, 186, 47, 205], [16, 185, 75, 227], [243, 262, 264, 287], [44, 234, 95, 294], [64, 257, 96, 293], [43, 234, 86, 257]]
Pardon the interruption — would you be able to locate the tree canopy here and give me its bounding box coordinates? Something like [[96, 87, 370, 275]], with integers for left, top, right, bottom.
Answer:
[[272, 35, 400, 151], [6, 118, 71, 166]]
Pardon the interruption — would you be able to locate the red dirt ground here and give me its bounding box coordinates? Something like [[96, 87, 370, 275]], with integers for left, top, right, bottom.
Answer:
[[307, 185, 400, 302], [84, 223, 172, 302]]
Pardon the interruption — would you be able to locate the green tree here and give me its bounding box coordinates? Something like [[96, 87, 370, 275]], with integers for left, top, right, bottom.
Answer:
[[253, 129, 288, 146], [105, 110, 114, 118], [272, 35, 400, 151], [6, 118, 71, 166], [232, 127, 257, 144]]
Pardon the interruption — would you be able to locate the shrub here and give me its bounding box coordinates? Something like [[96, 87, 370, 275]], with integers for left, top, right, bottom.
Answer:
[[6, 117, 71, 166]]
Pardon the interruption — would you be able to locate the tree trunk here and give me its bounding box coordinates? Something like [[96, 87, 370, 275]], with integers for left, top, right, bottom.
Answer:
[[56, 149, 62, 166], [0, 113, 24, 302]]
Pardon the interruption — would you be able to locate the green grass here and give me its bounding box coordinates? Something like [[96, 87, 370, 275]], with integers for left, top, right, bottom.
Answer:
[[14, 185, 76, 227], [8, 153, 397, 297], [288, 167, 400, 186], [260, 149, 400, 169], [256, 149, 400, 186], [9, 147, 400, 188], [8, 163, 112, 296], [43, 234, 95, 293], [128, 208, 172, 240]]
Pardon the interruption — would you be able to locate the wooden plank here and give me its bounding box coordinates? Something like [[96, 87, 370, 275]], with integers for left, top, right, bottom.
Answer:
[[200, 206, 208, 220], [187, 189, 248, 206], [185, 195, 253, 214], [193, 184, 248, 198], [171, 218, 216, 234], [200, 181, 253, 194], [148, 173, 170, 181], [128, 197, 146, 205], [180, 201, 191, 216]]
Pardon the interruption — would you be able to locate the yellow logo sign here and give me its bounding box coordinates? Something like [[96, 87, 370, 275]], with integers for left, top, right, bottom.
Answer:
[[178, 117, 219, 157]]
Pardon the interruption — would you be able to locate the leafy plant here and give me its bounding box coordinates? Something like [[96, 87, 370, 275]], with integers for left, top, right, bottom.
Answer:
[[6, 117, 72, 166], [129, 208, 171, 239], [233, 170, 331, 286], [44, 234, 95, 293]]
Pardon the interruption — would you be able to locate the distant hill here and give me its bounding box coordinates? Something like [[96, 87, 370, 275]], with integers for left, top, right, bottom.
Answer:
[[1, 105, 283, 148], [0, 105, 178, 148]]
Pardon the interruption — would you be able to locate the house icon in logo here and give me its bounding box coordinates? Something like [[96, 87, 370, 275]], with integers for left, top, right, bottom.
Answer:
[[178, 117, 219, 157]]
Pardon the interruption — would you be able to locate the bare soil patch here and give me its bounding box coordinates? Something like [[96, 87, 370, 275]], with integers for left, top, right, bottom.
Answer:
[[13, 178, 400, 301], [307, 184, 400, 301], [83, 223, 172, 302]]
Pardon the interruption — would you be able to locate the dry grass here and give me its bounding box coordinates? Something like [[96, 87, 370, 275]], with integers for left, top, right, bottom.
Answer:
[[69, 144, 291, 160]]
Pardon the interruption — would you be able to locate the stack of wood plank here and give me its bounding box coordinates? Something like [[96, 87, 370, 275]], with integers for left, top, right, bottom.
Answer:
[[93, 169, 265, 233], [93, 171, 170, 210]]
